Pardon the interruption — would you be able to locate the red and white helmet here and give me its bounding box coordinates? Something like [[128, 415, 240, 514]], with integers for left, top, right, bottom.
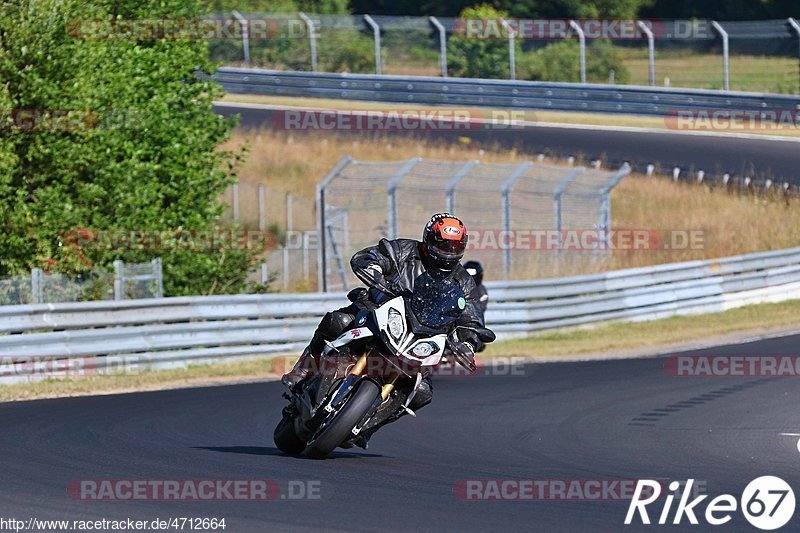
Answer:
[[421, 213, 468, 270]]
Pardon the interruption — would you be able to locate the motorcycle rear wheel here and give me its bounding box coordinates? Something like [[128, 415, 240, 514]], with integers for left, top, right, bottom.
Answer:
[[303, 380, 380, 459]]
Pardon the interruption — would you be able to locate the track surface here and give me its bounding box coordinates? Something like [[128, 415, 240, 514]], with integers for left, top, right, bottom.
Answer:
[[3, 333, 800, 532], [215, 103, 800, 183]]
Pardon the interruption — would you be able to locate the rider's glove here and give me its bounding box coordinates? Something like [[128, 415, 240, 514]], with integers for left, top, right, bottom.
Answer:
[[452, 341, 477, 373]]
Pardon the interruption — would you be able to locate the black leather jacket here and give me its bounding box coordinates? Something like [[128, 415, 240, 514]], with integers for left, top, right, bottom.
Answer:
[[350, 238, 485, 348]]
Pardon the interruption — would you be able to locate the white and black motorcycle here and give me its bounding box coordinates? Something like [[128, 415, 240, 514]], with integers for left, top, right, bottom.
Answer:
[[274, 270, 495, 459]]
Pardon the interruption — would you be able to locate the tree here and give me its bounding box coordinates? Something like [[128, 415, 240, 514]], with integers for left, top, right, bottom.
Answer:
[[0, 0, 259, 296]]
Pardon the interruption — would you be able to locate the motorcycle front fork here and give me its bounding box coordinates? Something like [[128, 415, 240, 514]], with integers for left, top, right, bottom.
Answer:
[[349, 352, 399, 400]]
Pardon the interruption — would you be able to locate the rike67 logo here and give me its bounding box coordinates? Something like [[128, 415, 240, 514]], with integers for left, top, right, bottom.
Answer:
[[626, 477, 795, 530]]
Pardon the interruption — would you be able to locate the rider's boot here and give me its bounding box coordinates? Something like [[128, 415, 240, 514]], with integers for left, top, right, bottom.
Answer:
[[281, 345, 321, 391]]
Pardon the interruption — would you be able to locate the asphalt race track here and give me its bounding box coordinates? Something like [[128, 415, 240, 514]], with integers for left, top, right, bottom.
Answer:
[[3, 333, 800, 532], [214, 102, 800, 184]]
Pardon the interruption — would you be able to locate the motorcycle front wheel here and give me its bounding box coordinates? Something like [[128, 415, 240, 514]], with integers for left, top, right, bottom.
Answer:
[[303, 379, 380, 459], [273, 412, 307, 454]]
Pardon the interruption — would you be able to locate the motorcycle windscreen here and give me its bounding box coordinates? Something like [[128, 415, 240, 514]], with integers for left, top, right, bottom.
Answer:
[[409, 271, 466, 328]]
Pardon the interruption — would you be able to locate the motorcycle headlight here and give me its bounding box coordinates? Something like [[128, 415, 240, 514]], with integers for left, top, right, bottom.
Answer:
[[411, 342, 438, 358], [387, 308, 404, 341]]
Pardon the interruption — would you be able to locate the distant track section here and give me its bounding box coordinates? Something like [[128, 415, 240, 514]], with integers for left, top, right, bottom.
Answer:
[[215, 102, 800, 184], [213, 68, 800, 117]]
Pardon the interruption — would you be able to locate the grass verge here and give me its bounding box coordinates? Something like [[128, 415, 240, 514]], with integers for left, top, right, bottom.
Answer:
[[3, 298, 799, 402]]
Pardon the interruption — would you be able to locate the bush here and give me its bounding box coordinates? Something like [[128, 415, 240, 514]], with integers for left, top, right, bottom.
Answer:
[[447, 5, 519, 79], [0, 0, 261, 296], [522, 40, 630, 84]]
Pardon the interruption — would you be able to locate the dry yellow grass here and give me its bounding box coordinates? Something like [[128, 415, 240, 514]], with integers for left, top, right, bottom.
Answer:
[[223, 129, 800, 274]]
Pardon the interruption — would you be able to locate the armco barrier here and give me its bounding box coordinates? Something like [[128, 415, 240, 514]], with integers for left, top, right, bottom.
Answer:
[[213, 68, 800, 117], [2, 246, 800, 384]]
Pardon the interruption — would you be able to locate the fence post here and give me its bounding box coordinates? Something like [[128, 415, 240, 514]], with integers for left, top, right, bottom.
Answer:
[[286, 192, 294, 232], [429, 16, 447, 77], [364, 15, 381, 75], [637, 21, 656, 86], [569, 20, 586, 84], [232, 183, 240, 223], [317, 156, 353, 292], [299, 12, 318, 72], [231, 10, 250, 66], [500, 162, 532, 277], [499, 18, 516, 80], [553, 167, 586, 248], [30, 268, 43, 304], [258, 184, 266, 232], [113, 260, 124, 301], [598, 163, 632, 235], [711, 21, 730, 91], [152, 257, 164, 298], [789, 18, 800, 94], [386, 157, 422, 240], [446, 160, 479, 213]]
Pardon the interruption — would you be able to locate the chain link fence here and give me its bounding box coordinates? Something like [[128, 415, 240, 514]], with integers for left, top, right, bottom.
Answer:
[[220, 182, 317, 290], [0, 259, 163, 305], [317, 156, 630, 291], [209, 14, 800, 94]]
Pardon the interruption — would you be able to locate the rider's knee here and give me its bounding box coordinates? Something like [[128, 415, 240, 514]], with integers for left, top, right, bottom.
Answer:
[[318, 309, 354, 340]]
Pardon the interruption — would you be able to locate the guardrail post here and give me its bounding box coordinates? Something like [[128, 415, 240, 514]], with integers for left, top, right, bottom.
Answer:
[[429, 16, 448, 77], [30, 268, 43, 304], [569, 20, 586, 84], [113, 260, 124, 301], [317, 155, 353, 292], [299, 12, 318, 72], [789, 18, 800, 94], [387, 157, 422, 240], [711, 21, 730, 91], [446, 160, 479, 213], [231, 11, 250, 66], [637, 21, 656, 86], [499, 18, 516, 80], [500, 162, 532, 277], [364, 15, 381, 75], [152, 257, 163, 298]]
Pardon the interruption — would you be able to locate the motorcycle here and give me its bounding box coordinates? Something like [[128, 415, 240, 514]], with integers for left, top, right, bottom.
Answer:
[[273, 270, 495, 459]]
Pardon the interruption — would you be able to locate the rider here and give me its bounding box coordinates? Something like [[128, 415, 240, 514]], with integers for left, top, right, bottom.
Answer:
[[282, 213, 489, 444]]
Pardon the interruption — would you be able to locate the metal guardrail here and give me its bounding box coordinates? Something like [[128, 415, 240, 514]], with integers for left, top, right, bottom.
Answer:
[[2, 246, 800, 384], [214, 68, 800, 116]]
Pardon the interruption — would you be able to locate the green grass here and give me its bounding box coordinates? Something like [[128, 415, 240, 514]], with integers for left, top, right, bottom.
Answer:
[[619, 48, 799, 93]]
